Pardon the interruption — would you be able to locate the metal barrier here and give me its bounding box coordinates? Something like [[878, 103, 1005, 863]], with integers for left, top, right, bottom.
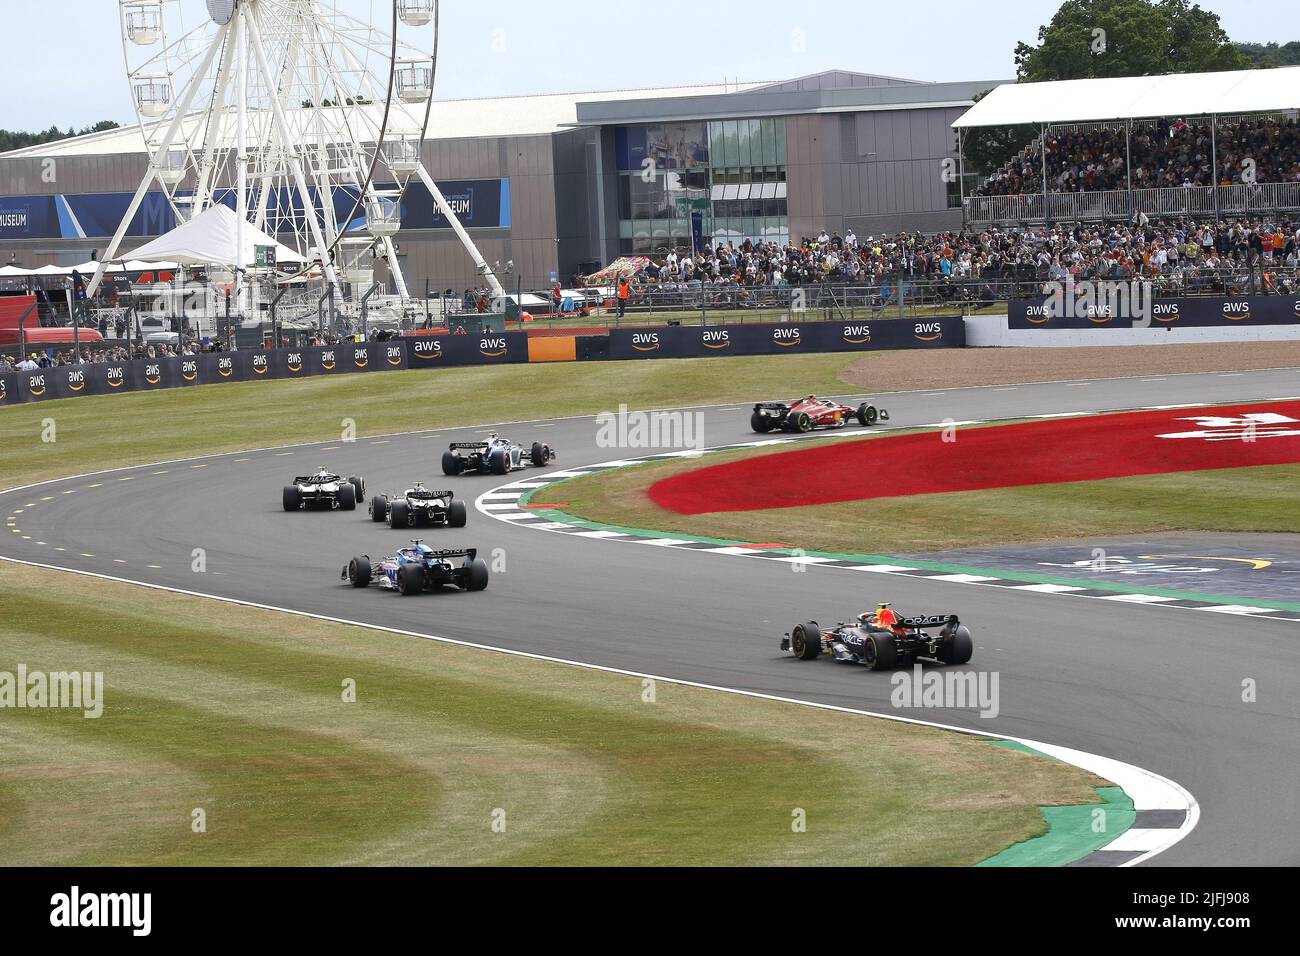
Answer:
[[966, 183, 1300, 225]]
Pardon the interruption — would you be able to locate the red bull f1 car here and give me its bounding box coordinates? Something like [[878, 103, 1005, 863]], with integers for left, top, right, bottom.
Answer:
[[751, 396, 888, 433], [442, 432, 556, 476], [283, 469, 366, 511], [781, 608, 972, 670], [369, 484, 468, 529], [342, 541, 489, 595]]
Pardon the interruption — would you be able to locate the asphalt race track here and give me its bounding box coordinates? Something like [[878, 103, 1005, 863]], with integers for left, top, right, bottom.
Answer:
[[3, 368, 1299, 866]]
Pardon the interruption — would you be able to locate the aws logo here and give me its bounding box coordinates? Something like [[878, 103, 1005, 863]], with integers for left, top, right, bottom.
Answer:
[[27, 373, 46, 397], [106, 366, 126, 388], [772, 327, 801, 347], [842, 324, 872, 344], [1086, 306, 1114, 324], [216, 357, 234, 378], [1152, 303, 1180, 323], [144, 363, 162, 385], [413, 339, 443, 361], [251, 354, 269, 375], [67, 369, 87, 392], [700, 329, 730, 350], [320, 350, 336, 370], [1023, 304, 1052, 324], [479, 337, 508, 358], [0, 378, 7, 401], [1295, 300, 1300, 320], [631, 332, 660, 352], [286, 352, 304, 373], [386, 345, 404, 366], [353, 347, 369, 369], [182, 360, 198, 382], [1222, 301, 1252, 321], [914, 322, 944, 342]]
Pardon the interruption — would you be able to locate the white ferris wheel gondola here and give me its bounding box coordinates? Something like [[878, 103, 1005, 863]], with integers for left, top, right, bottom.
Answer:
[[123, 1, 163, 45]]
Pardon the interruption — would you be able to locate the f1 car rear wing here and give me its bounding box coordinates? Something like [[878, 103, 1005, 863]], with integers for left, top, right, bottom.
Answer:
[[753, 402, 789, 411], [412, 544, 478, 561], [449, 442, 489, 451], [897, 614, 959, 629], [294, 474, 341, 485], [408, 489, 454, 500]]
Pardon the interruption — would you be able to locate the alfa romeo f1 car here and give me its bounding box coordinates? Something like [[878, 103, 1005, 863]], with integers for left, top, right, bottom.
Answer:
[[342, 541, 489, 595], [781, 608, 972, 670], [751, 395, 888, 433], [369, 484, 468, 529], [442, 432, 556, 476], [283, 469, 366, 512]]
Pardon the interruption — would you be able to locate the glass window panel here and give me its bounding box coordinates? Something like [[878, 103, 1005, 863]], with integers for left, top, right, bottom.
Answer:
[[774, 118, 786, 164], [721, 120, 738, 169], [709, 122, 724, 168], [748, 119, 763, 170]]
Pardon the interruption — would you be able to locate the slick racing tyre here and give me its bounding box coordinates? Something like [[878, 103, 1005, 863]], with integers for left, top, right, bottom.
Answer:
[[338, 481, 357, 511], [465, 557, 489, 591], [398, 564, 424, 596], [864, 632, 899, 671], [349, 476, 366, 503], [751, 412, 773, 433], [282, 486, 302, 512], [856, 403, 878, 426], [442, 451, 463, 476], [530, 442, 551, 467], [939, 625, 974, 665], [447, 499, 468, 528], [790, 622, 822, 660], [347, 556, 371, 588], [489, 447, 510, 475], [370, 496, 388, 522], [389, 501, 409, 529], [791, 411, 812, 433]]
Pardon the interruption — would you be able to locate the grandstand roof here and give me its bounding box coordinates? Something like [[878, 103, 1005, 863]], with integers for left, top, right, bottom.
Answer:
[[953, 65, 1300, 129]]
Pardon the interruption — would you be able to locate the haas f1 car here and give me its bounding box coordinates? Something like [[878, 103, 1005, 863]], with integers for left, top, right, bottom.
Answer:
[[752, 396, 887, 433], [442, 432, 556, 476], [283, 469, 366, 512], [782, 606, 972, 670], [342, 541, 489, 595], [369, 484, 468, 529]]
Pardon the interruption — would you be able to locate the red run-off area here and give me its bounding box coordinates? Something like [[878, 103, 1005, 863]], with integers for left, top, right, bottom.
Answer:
[[648, 402, 1300, 514]]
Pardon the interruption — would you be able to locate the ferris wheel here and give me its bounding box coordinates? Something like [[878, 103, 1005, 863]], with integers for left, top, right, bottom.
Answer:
[[87, 0, 505, 306]]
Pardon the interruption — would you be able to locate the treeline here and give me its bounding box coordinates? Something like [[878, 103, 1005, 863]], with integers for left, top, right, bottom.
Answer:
[[0, 121, 121, 153], [1236, 42, 1300, 67]]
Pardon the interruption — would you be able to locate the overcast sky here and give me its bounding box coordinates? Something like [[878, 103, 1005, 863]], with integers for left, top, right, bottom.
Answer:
[[2, 0, 1296, 131]]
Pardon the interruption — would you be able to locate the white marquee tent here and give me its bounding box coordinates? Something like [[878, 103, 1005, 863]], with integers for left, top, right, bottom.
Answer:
[[116, 204, 306, 269]]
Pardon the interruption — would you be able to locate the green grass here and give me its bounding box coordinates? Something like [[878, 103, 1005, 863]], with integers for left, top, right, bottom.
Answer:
[[532, 437, 1300, 554], [0, 563, 1104, 865], [0, 353, 859, 489]]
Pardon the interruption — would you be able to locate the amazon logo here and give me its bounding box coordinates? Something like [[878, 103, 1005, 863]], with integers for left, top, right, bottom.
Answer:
[[320, 350, 336, 370], [27, 373, 45, 397], [631, 332, 660, 352], [772, 327, 801, 347], [842, 324, 872, 345], [286, 352, 303, 373], [217, 356, 234, 378], [1152, 303, 1180, 323], [1222, 301, 1251, 321], [701, 329, 730, 349], [144, 363, 162, 385], [914, 322, 944, 342], [251, 354, 269, 375], [0, 378, 7, 402], [353, 347, 369, 369], [386, 345, 404, 366], [106, 366, 126, 388], [412, 340, 442, 361], [479, 337, 508, 358], [67, 369, 86, 392], [1022, 304, 1053, 324], [182, 360, 198, 382]]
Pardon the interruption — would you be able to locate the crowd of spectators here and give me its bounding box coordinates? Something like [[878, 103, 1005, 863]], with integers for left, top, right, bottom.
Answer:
[[977, 116, 1300, 197]]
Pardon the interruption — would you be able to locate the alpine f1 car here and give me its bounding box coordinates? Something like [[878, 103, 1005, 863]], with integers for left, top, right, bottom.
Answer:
[[751, 395, 888, 433], [342, 541, 489, 595], [369, 484, 468, 529], [442, 432, 556, 476], [283, 469, 366, 512], [781, 607, 972, 670]]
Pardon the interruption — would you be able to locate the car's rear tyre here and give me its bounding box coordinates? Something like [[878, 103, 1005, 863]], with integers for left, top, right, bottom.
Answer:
[[282, 485, 301, 512], [790, 622, 822, 660], [857, 403, 879, 427], [347, 556, 371, 588], [447, 499, 468, 528], [338, 482, 357, 511], [389, 501, 408, 529], [465, 557, 489, 591], [750, 412, 773, 433], [349, 476, 365, 503], [442, 451, 463, 476], [940, 625, 974, 665], [489, 448, 510, 475], [864, 632, 899, 670], [791, 411, 812, 433], [370, 496, 388, 522], [530, 442, 550, 467], [398, 564, 424, 596]]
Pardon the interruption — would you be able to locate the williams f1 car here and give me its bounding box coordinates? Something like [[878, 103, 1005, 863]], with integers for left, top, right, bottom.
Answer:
[[442, 432, 556, 476], [283, 469, 366, 512], [751, 395, 887, 433], [369, 484, 468, 529], [781, 609, 972, 670], [342, 541, 489, 595]]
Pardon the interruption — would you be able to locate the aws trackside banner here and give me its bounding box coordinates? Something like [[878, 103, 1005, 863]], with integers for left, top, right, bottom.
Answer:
[[403, 332, 528, 367], [1009, 296, 1300, 329], [608, 318, 965, 359]]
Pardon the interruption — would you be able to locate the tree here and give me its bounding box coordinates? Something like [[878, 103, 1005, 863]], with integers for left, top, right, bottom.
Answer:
[[0, 120, 121, 153], [1237, 41, 1300, 67], [964, 0, 1251, 177]]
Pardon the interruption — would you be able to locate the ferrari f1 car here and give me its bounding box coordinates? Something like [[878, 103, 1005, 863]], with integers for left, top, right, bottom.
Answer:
[[781, 609, 972, 670], [283, 469, 366, 512], [442, 432, 556, 476], [342, 541, 489, 595], [751, 395, 888, 433], [369, 484, 468, 529]]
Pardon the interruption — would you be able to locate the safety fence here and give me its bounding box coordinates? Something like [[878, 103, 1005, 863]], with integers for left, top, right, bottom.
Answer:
[[965, 182, 1300, 225]]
